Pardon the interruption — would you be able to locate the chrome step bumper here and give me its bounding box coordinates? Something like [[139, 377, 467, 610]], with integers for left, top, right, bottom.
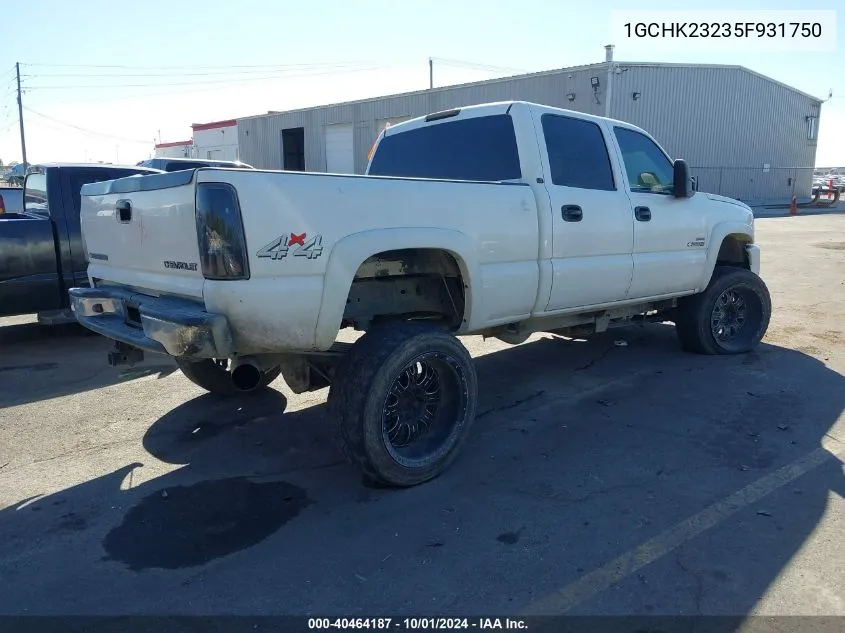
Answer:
[[68, 286, 233, 359]]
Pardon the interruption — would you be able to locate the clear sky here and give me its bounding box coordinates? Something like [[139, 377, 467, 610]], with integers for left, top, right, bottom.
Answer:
[[1, 0, 842, 167]]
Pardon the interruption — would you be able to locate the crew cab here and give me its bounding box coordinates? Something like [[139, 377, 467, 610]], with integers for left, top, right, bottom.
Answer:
[[70, 101, 771, 487], [0, 163, 161, 323]]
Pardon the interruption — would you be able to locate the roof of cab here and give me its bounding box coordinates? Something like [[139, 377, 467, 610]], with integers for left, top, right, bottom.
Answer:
[[382, 100, 646, 137]]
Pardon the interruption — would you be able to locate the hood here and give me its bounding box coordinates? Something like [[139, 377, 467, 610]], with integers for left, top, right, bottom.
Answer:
[[704, 193, 754, 222], [704, 192, 751, 210]]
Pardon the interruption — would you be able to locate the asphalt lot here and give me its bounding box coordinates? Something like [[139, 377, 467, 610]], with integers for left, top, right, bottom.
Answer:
[[1, 213, 844, 618]]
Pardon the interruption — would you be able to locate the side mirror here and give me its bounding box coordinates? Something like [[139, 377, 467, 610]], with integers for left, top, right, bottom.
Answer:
[[673, 159, 694, 198]]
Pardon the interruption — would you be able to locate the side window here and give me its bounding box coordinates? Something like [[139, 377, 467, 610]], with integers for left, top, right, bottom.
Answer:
[[368, 114, 522, 182], [613, 127, 675, 194], [541, 114, 615, 191]]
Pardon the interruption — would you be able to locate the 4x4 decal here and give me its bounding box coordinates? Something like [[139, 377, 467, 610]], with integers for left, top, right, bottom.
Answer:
[[257, 233, 324, 260]]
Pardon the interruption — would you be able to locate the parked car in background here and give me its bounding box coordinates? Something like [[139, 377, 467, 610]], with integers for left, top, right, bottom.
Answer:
[[71, 100, 771, 487], [0, 163, 161, 324], [137, 157, 254, 172], [0, 188, 23, 215]]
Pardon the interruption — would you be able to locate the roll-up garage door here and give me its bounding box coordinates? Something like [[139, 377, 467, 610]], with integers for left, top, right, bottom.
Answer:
[[324, 123, 355, 173]]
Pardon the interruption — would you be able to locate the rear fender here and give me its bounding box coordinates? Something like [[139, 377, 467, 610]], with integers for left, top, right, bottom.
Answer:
[[314, 228, 479, 349]]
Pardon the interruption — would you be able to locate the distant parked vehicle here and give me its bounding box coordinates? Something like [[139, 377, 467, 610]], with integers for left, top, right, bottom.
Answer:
[[137, 157, 254, 172], [0, 162, 162, 324]]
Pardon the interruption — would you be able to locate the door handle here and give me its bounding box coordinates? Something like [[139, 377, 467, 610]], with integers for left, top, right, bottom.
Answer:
[[634, 206, 651, 222], [115, 199, 132, 223], [561, 205, 583, 222]]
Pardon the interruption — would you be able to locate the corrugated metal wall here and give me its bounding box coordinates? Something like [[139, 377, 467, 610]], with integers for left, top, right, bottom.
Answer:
[[609, 65, 820, 201], [237, 64, 821, 202]]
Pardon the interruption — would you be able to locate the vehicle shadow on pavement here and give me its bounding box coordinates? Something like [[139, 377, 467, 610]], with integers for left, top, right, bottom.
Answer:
[[0, 324, 843, 616], [0, 321, 178, 408]]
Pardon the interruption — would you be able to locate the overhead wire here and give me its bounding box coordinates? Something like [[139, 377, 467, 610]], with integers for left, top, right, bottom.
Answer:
[[19, 64, 385, 106], [21, 60, 380, 70], [23, 107, 151, 144], [20, 62, 385, 91]]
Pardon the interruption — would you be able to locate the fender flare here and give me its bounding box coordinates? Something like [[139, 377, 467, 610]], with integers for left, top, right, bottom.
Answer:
[[313, 227, 480, 349], [696, 221, 755, 290]]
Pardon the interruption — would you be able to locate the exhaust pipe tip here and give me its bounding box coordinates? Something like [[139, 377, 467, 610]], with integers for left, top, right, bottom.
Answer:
[[231, 362, 262, 392]]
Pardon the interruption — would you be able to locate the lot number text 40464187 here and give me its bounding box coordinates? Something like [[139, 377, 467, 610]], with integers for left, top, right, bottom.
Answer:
[[307, 618, 528, 630]]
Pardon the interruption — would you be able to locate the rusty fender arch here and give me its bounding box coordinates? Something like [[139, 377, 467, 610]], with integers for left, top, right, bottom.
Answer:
[[312, 227, 480, 350]]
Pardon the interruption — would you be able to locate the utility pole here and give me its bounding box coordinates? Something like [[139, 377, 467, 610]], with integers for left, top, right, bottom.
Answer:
[[15, 62, 27, 168], [429, 57, 433, 90]]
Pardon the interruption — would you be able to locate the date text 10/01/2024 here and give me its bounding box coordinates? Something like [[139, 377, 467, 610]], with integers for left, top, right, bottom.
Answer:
[[308, 618, 528, 630]]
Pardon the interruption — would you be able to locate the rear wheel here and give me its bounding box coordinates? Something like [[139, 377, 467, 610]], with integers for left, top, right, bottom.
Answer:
[[328, 321, 478, 487], [675, 266, 771, 355], [176, 358, 282, 396]]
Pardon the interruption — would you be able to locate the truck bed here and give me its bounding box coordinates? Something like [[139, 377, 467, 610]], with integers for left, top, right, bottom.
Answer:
[[80, 167, 541, 352]]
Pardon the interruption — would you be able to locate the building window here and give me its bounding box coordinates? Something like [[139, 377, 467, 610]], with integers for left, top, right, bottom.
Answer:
[[807, 116, 818, 141]]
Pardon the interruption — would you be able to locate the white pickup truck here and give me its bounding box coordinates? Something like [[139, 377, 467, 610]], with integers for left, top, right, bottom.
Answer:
[[70, 100, 771, 487]]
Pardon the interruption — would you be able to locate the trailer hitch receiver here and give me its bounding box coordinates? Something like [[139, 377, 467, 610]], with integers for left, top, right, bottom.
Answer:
[[108, 341, 145, 367]]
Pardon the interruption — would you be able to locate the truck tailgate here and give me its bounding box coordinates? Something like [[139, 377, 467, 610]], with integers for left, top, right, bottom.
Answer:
[[80, 171, 204, 299]]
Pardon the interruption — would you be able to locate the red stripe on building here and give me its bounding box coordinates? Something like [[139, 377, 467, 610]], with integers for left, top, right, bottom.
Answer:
[[155, 140, 192, 149], [191, 119, 237, 132]]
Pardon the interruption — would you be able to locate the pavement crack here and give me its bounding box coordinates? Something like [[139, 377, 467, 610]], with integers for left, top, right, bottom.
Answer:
[[675, 547, 705, 615], [574, 344, 615, 372], [28, 437, 143, 467], [477, 390, 545, 419]]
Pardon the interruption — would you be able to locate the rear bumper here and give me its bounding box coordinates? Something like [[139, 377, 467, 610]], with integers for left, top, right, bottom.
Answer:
[[68, 286, 233, 359]]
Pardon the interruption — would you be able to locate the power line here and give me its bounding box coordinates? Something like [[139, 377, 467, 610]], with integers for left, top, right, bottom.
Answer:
[[21, 63, 373, 79], [22, 64, 384, 90], [0, 117, 17, 134], [23, 106, 151, 144], [430, 57, 529, 75], [21, 65, 383, 106], [20, 59, 379, 70]]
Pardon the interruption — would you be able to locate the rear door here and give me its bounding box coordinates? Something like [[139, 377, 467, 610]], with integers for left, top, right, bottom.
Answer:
[[532, 109, 634, 311]]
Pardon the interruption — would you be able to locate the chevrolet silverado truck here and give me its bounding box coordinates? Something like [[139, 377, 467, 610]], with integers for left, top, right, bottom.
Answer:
[[1, 163, 161, 323], [69, 101, 771, 487]]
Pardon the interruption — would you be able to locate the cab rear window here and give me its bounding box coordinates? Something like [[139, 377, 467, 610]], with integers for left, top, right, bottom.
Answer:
[[368, 114, 522, 182]]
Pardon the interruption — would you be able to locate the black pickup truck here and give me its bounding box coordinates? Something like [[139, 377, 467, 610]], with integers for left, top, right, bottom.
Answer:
[[0, 163, 161, 324]]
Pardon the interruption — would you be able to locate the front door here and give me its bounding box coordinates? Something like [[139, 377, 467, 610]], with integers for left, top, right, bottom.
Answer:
[[535, 111, 634, 311], [611, 126, 708, 298]]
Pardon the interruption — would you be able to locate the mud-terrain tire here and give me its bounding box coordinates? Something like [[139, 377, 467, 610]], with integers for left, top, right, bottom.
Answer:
[[176, 358, 282, 396], [328, 321, 478, 487], [675, 266, 772, 355]]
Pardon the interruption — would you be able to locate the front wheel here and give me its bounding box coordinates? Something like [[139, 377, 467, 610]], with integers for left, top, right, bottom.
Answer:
[[328, 321, 478, 487], [675, 266, 772, 355], [176, 358, 282, 396]]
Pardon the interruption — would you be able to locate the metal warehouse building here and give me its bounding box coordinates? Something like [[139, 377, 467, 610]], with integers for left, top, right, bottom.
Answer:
[[237, 47, 822, 204]]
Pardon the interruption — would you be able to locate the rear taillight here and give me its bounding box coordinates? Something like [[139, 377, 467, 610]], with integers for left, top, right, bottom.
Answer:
[[195, 183, 249, 280], [0, 194, 5, 214]]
